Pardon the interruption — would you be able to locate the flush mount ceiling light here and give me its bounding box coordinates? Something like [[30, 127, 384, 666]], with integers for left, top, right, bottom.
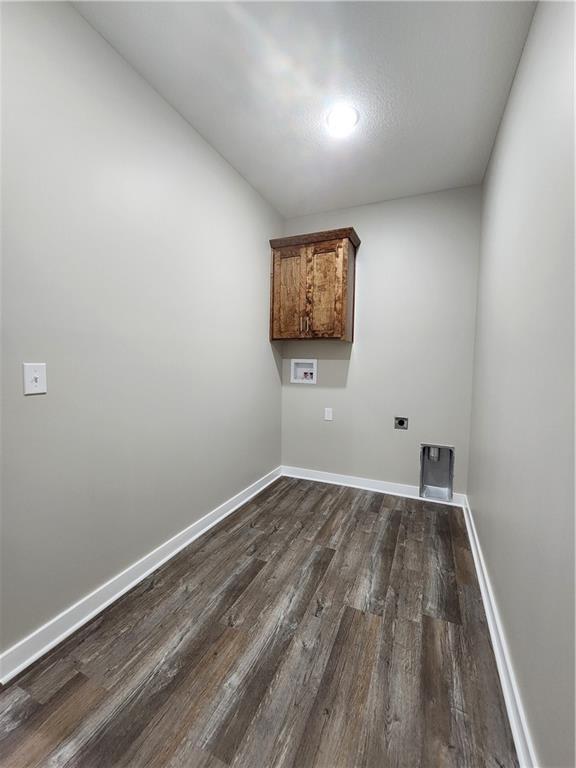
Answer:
[[326, 103, 359, 138]]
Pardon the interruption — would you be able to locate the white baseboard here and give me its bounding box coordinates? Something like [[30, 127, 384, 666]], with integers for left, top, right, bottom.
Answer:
[[462, 497, 538, 768], [281, 465, 468, 507], [0, 466, 282, 684], [0, 460, 538, 768]]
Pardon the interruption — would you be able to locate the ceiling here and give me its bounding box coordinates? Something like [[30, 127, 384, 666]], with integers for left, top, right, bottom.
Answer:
[[76, 2, 535, 218]]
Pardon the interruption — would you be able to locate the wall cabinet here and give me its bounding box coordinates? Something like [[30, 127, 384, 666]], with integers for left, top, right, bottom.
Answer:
[[269, 227, 360, 341]]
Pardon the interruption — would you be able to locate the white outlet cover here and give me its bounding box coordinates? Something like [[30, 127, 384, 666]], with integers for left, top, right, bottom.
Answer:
[[324, 407, 333, 421], [23, 363, 47, 395]]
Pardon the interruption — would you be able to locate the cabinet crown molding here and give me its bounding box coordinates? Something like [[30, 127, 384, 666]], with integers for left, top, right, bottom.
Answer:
[[270, 227, 361, 250]]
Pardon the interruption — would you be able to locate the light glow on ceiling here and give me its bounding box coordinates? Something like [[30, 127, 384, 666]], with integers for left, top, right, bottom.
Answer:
[[326, 103, 359, 138]]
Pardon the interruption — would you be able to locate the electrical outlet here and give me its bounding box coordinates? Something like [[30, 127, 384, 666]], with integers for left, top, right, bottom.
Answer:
[[394, 416, 408, 430]]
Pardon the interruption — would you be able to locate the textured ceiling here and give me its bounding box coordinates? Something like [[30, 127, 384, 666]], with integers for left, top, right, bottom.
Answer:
[[76, 2, 535, 218]]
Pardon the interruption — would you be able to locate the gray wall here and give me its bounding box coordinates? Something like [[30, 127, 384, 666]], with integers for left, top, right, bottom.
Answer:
[[2, 7, 573, 765], [1, 2, 282, 652], [281, 186, 481, 493], [467, 3, 574, 766]]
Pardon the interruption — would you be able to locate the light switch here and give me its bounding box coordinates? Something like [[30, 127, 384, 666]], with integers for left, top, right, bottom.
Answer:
[[23, 363, 47, 395], [324, 407, 333, 421]]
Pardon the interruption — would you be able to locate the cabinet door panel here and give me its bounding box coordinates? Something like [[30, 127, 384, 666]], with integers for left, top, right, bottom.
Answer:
[[306, 241, 344, 337], [271, 247, 306, 339]]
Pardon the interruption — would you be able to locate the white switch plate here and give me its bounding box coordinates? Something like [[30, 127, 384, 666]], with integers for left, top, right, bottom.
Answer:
[[23, 363, 47, 395], [324, 407, 333, 421]]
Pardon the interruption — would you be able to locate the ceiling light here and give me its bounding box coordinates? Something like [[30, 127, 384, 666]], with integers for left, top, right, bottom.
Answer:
[[326, 103, 359, 138]]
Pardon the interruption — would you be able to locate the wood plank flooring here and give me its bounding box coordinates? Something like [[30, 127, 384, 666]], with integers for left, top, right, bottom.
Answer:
[[0, 478, 518, 767]]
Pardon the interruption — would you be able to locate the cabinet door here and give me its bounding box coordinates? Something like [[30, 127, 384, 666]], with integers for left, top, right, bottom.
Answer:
[[271, 246, 307, 339], [305, 240, 344, 338]]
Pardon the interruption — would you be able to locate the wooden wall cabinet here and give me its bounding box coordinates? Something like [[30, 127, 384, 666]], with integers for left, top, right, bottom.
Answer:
[[269, 227, 360, 341]]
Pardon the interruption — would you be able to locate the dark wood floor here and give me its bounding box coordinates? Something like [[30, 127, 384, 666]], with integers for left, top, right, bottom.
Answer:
[[0, 477, 518, 767]]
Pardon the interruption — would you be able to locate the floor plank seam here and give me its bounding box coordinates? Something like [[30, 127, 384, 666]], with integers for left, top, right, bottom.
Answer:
[[0, 479, 519, 768]]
